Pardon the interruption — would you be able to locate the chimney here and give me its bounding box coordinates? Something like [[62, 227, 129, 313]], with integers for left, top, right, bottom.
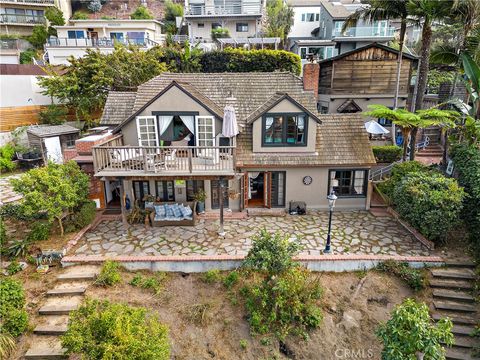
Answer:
[[303, 63, 320, 99]]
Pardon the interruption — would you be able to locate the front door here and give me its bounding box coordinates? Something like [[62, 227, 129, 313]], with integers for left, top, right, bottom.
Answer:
[[132, 180, 150, 208], [89, 31, 99, 44]]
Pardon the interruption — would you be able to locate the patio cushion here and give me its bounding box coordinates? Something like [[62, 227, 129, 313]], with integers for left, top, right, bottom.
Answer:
[[145, 201, 154, 209], [165, 204, 174, 217], [180, 205, 193, 217], [172, 204, 183, 218], [154, 205, 166, 218]]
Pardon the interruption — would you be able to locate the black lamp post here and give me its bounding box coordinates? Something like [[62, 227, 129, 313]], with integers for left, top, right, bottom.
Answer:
[[324, 191, 337, 254]]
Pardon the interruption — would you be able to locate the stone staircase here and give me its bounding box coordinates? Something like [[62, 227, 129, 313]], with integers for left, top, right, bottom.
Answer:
[[429, 261, 479, 360], [416, 144, 443, 158], [24, 265, 100, 359]]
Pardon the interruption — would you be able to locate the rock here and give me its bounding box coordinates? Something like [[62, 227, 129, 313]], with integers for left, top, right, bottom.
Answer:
[[339, 309, 362, 330]]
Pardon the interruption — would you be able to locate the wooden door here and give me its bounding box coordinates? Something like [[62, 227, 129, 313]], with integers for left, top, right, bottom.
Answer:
[[264, 172, 271, 208], [243, 172, 249, 208]]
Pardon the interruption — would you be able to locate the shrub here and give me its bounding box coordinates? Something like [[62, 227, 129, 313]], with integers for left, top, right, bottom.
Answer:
[[376, 298, 453, 360], [4, 239, 32, 259], [223, 271, 239, 289], [19, 48, 37, 64], [0, 217, 6, 248], [0, 333, 16, 359], [377, 261, 426, 291], [0, 144, 16, 172], [201, 269, 221, 284], [28, 25, 48, 49], [39, 104, 68, 125], [372, 145, 402, 163], [129, 273, 167, 294], [6, 260, 23, 275], [95, 260, 121, 286], [242, 266, 323, 340], [70, 200, 97, 230], [243, 229, 301, 277], [0, 278, 29, 337], [211, 27, 230, 40], [392, 172, 464, 242], [450, 144, 480, 260], [45, 6, 65, 26], [62, 299, 170, 359], [130, 5, 154, 19], [72, 11, 89, 20], [26, 221, 51, 242], [378, 161, 428, 198]]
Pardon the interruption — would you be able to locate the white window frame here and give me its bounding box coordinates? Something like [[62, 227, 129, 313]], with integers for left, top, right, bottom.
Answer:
[[195, 116, 215, 147], [136, 116, 159, 147]]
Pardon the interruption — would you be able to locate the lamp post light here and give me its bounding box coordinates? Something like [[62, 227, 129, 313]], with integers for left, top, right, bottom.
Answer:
[[324, 191, 337, 254]]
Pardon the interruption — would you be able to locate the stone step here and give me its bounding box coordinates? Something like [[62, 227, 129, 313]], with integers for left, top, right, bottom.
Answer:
[[39, 304, 78, 315], [57, 273, 97, 281], [47, 286, 87, 296], [429, 279, 473, 290], [450, 336, 479, 349], [434, 300, 477, 313], [444, 261, 476, 269], [452, 325, 476, 336], [432, 313, 477, 326], [433, 289, 475, 303], [33, 324, 68, 335], [431, 269, 475, 280], [446, 348, 476, 360], [24, 337, 67, 359]]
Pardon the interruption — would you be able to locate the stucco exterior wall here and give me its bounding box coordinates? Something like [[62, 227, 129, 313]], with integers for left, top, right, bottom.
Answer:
[[251, 98, 318, 153], [188, 18, 259, 41], [288, 5, 321, 39], [0, 75, 53, 107]]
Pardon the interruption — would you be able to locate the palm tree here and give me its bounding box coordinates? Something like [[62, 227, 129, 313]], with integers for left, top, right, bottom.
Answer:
[[343, 0, 410, 110]]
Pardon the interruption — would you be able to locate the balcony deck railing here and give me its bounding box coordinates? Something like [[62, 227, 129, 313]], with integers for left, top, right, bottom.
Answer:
[[0, 14, 46, 25], [333, 26, 395, 38], [46, 37, 159, 48], [0, 0, 54, 4], [93, 144, 236, 176], [185, 4, 261, 16]]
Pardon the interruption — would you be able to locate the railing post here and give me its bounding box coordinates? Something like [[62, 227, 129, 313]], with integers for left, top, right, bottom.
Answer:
[[143, 148, 148, 173], [188, 148, 193, 173]]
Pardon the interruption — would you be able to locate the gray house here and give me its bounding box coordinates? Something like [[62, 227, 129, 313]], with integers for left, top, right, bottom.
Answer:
[[97, 72, 375, 219]]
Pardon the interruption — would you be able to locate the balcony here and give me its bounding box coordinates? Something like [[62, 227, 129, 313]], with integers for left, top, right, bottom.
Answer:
[[0, 13, 46, 25], [46, 37, 160, 48], [185, 4, 261, 16], [0, 0, 54, 5], [92, 136, 236, 177], [333, 26, 395, 40]]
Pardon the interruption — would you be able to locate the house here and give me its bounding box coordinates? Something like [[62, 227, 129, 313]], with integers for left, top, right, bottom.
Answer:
[[45, 19, 165, 65], [0, 0, 71, 36], [308, 43, 417, 120], [94, 71, 375, 221], [308, 0, 395, 59], [26, 124, 80, 163], [183, 0, 268, 49]]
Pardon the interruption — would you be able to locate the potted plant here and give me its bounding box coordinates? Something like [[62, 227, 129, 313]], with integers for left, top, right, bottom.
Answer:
[[193, 190, 207, 214]]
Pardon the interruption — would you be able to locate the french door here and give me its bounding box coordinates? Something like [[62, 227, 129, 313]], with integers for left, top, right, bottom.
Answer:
[[195, 116, 215, 147]]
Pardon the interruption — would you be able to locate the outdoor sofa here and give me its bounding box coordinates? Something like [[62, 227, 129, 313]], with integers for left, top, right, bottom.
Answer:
[[148, 201, 197, 227]]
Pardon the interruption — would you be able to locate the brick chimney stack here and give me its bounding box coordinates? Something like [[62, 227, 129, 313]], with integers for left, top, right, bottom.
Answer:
[[302, 63, 320, 99]]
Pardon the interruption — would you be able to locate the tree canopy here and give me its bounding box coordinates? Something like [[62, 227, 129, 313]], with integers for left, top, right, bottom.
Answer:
[[164, 0, 183, 34], [265, 0, 294, 47], [130, 5, 154, 20]]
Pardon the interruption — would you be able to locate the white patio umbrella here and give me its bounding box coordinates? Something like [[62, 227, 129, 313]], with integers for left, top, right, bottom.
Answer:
[[222, 105, 239, 138], [364, 120, 390, 135]]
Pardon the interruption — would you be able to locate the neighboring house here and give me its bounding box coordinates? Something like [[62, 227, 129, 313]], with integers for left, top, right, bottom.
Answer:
[[95, 71, 375, 219], [308, 0, 395, 59], [26, 124, 80, 163], [0, 0, 71, 36], [183, 0, 266, 49], [45, 19, 165, 65], [308, 43, 417, 120]]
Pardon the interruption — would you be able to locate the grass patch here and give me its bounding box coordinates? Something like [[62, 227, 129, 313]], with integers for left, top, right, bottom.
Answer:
[[94, 260, 121, 287], [201, 269, 221, 284], [376, 260, 426, 291], [129, 272, 167, 294], [182, 302, 213, 326]]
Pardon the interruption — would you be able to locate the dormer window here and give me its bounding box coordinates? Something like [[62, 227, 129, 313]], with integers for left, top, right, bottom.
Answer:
[[262, 113, 307, 146]]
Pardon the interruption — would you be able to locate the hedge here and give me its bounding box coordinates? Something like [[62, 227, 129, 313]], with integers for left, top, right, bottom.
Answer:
[[372, 145, 402, 163], [0, 278, 29, 337], [450, 144, 480, 259], [377, 161, 429, 198], [392, 172, 465, 243]]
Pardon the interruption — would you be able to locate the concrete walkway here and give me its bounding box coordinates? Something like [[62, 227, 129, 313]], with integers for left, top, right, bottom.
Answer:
[[0, 173, 22, 206], [73, 211, 431, 257]]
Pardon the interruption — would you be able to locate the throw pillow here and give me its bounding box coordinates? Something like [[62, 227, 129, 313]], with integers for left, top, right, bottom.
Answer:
[[172, 203, 183, 218], [165, 204, 174, 217]]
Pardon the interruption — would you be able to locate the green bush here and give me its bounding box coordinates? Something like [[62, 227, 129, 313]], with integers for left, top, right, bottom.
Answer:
[[62, 299, 170, 359], [0, 278, 29, 337], [26, 221, 51, 242], [130, 5, 154, 19], [28, 25, 48, 49], [129, 273, 167, 294], [39, 104, 68, 125], [6, 260, 23, 275], [392, 172, 465, 242], [95, 260, 121, 286], [0, 144, 16, 172], [211, 27, 230, 40], [450, 144, 480, 260], [223, 271, 239, 289], [242, 266, 323, 340], [0, 217, 6, 248], [372, 145, 402, 163], [201, 269, 221, 284], [377, 261, 426, 291], [200, 48, 301, 75], [376, 298, 453, 360], [70, 201, 97, 230], [19, 48, 37, 64], [72, 11, 89, 20]]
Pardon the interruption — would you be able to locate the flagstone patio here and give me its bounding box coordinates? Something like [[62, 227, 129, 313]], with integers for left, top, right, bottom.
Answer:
[[0, 174, 22, 206], [72, 211, 431, 257]]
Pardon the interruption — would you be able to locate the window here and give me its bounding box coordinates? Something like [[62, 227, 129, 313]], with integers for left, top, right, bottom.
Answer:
[[300, 46, 323, 60], [325, 46, 335, 59], [271, 172, 286, 207], [136, 116, 158, 146], [212, 22, 222, 30], [67, 30, 85, 39], [187, 180, 204, 201], [198, 23, 204, 28], [110, 32, 124, 42], [211, 179, 229, 209], [378, 118, 393, 126], [263, 113, 307, 146], [133, 181, 150, 207], [318, 103, 329, 114], [328, 170, 367, 197], [195, 116, 215, 147], [127, 31, 145, 45], [155, 181, 175, 201], [64, 134, 76, 148], [316, 13, 319, 21], [334, 21, 344, 35], [302, 13, 317, 22], [236, 22, 248, 32]]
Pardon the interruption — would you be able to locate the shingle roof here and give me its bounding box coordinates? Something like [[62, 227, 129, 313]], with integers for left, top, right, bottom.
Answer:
[[27, 124, 79, 137], [100, 91, 136, 125], [320, 0, 351, 19], [103, 72, 375, 166]]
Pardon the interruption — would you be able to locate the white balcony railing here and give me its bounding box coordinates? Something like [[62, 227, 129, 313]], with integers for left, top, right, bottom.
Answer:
[[185, 3, 261, 16], [333, 26, 395, 38], [0, 0, 55, 4], [93, 144, 236, 176], [0, 14, 46, 25], [46, 37, 160, 48]]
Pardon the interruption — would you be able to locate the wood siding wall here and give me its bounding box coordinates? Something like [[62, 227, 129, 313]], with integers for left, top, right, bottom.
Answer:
[[0, 105, 45, 131], [318, 47, 415, 95]]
